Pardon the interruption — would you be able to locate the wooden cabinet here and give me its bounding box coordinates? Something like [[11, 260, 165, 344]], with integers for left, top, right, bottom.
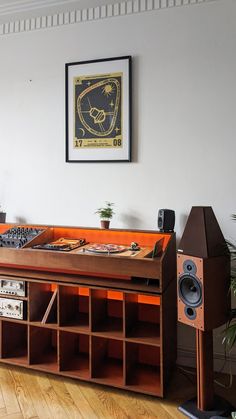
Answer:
[[0, 224, 176, 397]]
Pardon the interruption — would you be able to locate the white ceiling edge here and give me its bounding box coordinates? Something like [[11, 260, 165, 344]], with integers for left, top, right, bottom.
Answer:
[[0, 1, 78, 15], [0, 0, 218, 37], [0, 0, 119, 19]]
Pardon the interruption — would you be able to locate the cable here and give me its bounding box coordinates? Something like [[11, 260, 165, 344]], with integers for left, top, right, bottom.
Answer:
[[214, 352, 234, 389], [214, 326, 234, 389], [177, 366, 196, 384], [177, 344, 234, 390]]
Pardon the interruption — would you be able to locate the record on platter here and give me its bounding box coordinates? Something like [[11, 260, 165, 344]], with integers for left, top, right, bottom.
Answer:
[[86, 243, 126, 254]]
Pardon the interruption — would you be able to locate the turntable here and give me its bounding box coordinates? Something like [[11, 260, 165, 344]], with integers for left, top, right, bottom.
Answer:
[[32, 237, 87, 252]]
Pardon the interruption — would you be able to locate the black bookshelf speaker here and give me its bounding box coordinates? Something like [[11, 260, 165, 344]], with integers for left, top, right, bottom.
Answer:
[[158, 209, 175, 232]]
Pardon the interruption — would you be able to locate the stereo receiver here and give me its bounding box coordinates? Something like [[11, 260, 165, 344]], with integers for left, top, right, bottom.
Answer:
[[0, 298, 24, 319], [0, 279, 26, 297]]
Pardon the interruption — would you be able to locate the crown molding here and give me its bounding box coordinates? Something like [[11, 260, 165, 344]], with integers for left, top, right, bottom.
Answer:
[[0, 0, 218, 37], [0, 1, 78, 16]]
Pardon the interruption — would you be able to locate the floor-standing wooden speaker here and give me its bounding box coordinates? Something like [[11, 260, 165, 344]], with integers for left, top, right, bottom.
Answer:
[[177, 206, 234, 419]]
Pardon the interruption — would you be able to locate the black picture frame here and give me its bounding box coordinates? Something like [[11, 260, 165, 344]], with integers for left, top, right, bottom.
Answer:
[[65, 56, 132, 163]]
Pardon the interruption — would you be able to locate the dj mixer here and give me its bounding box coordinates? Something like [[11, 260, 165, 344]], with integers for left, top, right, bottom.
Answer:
[[0, 226, 45, 248]]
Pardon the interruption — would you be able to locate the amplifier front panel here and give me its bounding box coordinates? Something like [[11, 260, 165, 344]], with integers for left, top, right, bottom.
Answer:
[[0, 298, 24, 319], [0, 279, 26, 297]]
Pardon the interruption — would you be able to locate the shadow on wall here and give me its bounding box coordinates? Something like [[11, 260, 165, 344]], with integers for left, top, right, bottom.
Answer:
[[177, 212, 189, 244], [15, 216, 27, 224], [180, 212, 188, 233], [120, 213, 143, 229]]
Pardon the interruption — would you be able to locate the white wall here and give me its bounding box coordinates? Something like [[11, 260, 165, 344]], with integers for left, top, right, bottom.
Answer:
[[0, 0, 236, 365], [0, 0, 235, 239]]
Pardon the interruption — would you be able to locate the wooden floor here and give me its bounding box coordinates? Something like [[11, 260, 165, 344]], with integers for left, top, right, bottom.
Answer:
[[0, 364, 234, 419]]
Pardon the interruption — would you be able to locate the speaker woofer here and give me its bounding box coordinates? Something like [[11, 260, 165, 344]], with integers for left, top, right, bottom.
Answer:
[[179, 274, 202, 307]]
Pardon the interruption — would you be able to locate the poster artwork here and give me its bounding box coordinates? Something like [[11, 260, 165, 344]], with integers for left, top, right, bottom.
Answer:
[[73, 72, 123, 149]]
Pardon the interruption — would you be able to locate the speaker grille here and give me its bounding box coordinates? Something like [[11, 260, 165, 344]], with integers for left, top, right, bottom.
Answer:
[[179, 274, 202, 307]]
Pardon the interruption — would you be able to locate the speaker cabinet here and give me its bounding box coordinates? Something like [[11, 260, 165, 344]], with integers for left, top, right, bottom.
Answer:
[[177, 253, 230, 331], [177, 207, 234, 417], [158, 209, 175, 232], [177, 206, 230, 331]]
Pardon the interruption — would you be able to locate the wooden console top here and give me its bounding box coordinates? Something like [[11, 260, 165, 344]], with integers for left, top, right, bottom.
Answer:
[[0, 224, 176, 290]]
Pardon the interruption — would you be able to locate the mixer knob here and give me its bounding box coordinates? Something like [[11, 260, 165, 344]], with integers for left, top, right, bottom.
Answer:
[[7, 304, 12, 310]]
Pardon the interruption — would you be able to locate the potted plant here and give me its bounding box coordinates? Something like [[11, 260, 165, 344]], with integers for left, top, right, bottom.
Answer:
[[95, 202, 115, 229], [223, 215, 236, 349], [222, 215, 236, 419], [0, 206, 6, 223]]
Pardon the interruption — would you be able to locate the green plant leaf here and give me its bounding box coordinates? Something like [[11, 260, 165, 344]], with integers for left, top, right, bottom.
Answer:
[[231, 309, 236, 319], [224, 220, 236, 351], [223, 323, 236, 349], [231, 278, 236, 296], [95, 202, 115, 220]]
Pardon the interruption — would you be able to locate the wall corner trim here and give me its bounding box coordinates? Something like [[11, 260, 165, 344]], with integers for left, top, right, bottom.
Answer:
[[0, 0, 218, 36]]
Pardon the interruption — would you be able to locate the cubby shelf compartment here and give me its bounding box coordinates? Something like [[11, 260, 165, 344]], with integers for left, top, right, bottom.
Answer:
[[0, 226, 177, 397], [91, 289, 123, 338], [29, 282, 58, 326], [125, 294, 161, 345], [59, 286, 89, 332], [1, 321, 28, 365], [59, 331, 90, 379], [125, 342, 161, 396], [29, 326, 58, 372], [91, 336, 124, 386]]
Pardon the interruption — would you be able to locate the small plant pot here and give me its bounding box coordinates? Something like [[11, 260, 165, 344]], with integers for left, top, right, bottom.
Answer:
[[0, 213, 6, 223], [100, 220, 110, 229]]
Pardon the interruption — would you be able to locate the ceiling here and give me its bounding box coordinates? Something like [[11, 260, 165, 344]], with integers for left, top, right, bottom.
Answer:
[[0, 1, 75, 14]]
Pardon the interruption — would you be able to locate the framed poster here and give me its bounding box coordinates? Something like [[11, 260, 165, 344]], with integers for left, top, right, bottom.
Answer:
[[65, 56, 132, 162]]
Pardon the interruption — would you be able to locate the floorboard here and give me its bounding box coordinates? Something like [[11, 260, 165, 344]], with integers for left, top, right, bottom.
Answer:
[[0, 364, 234, 418]]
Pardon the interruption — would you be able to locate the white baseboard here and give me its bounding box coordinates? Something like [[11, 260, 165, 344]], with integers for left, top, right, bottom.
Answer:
[[177, 346, 236, 375]]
